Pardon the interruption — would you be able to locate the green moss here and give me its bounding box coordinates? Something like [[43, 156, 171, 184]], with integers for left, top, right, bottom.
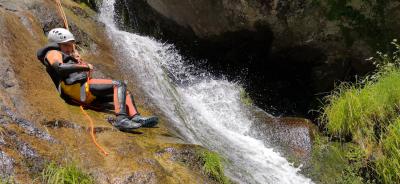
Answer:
[[198, 150, 230, 184], [239, 87, 253, 106], [285, 154, 302, 169], [309, 133, 365, 183], [41, 162, 94, 184], [0, 178, 15, 184]]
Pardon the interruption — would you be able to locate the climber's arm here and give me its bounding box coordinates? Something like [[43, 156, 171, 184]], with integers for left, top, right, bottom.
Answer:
[[46, 50, 90, 75]]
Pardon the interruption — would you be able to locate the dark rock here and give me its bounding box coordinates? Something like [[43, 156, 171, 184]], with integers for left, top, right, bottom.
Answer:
[[73, 0, 101, 12], [30, 1, 96, 51], [16, 140, 45, 174], [43, 119, 82, 129], [0, 68, 16, 88], [125, 171, 157, 184], [249, 107, 317, 164], [2, 107, 55, 142], [156, 144, 203, 170], [137, 158, 159, 167], [91, 126, 113, 133], [0, 133, 5, 145], [29, 2, 64, 33], [70, 6, 90, 18], [0, 151, 14, 180], [0, 128, 46, 178], [0, 58, 18, 91]]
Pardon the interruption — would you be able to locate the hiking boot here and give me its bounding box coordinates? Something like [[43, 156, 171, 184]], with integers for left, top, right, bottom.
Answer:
[[114, 116, 142, 131], [131, 115, 159, 128]]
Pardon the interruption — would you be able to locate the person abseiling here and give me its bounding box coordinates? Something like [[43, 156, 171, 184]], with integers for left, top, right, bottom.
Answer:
[[37, 28, 158, 131]]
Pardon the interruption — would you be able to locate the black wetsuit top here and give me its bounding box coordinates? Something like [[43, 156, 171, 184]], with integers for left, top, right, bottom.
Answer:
[[37, 43, 90, 88]]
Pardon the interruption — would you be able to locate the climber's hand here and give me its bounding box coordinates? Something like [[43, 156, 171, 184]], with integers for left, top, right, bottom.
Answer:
[[88, 64, 94, 70]]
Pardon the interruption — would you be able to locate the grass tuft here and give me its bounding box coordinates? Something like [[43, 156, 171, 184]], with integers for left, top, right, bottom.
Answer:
[[41, 162, 94, 184], [323, 70, 400, 141], [375, 118, 400, 183], [319, 39, 400, 183], [198, 150, 230, 184]]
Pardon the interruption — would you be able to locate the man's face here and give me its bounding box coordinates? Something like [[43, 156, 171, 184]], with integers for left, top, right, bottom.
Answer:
[[59, 41, 75, 55]]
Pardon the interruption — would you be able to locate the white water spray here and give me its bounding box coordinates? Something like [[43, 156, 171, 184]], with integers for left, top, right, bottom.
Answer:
[[99, 1, 313, 183]]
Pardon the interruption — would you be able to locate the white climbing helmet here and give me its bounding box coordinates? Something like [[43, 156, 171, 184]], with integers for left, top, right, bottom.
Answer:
[[47, 28, 75, 43]]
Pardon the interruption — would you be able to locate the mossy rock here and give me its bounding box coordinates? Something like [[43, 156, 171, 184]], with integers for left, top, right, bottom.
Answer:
[[0, 0, 224, 183], [197, 150, 230, 184], [72, 0, 101, 11], [305, 134, 366, 184]]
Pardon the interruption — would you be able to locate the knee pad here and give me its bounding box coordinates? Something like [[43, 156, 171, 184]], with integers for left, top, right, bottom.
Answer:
[[112, 80, 126, 88], [112, 80, 127, 115]]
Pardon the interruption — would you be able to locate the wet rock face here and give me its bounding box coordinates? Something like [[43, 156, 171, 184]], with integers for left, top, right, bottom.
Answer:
[[154, 144, 220, 183], [156, 145, 201, 168], [123, 171, 158, 184], [15, 139, 46, 174], [30, 1, 98, 52], [0, 107, 50, 181], [73, 0, 101, 11], [2, 107, 55, 142], [0, 151, 14, 180], [114, 0, 399, 117], [249, 107, 317, 164]]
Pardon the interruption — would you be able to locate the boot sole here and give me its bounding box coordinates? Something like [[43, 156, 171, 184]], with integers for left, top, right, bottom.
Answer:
[[141, 117, 159, 128]]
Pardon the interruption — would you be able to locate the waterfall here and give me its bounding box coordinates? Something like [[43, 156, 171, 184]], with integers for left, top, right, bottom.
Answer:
[[99, 1, 312, 183]]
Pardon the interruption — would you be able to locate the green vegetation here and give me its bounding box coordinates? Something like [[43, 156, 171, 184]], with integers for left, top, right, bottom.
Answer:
[[41, 162, 94, 184], [375, 117, 400, 183], [310, 134, 366, 184], [319, 40, 400, 183], [0, 178, 14, 184], [239, 87, 253, 106], [198, 150, 230, 184]]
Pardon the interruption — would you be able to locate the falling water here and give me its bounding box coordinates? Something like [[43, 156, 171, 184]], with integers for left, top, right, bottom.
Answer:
[[99, 1, 313, 183]]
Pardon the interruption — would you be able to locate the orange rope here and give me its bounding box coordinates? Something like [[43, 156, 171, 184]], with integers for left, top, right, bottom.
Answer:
[[54, 0, 107, 156], [55, 0, 69, 29], [55, 0, 77, 52], [80, 106, 109, 156]]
